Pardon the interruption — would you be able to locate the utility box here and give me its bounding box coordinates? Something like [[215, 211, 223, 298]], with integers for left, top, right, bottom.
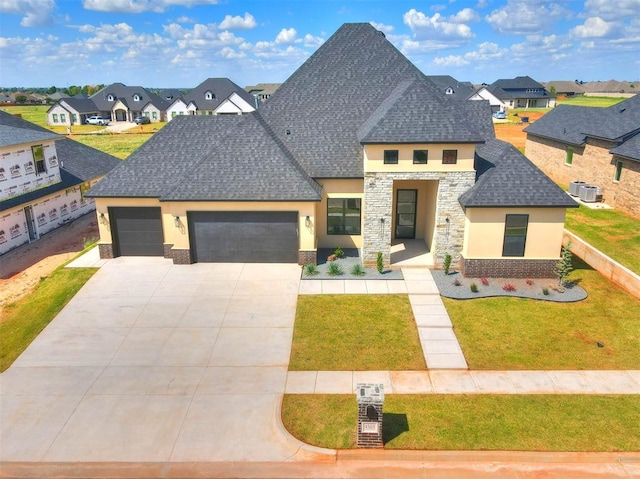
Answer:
[[356, 383, 384, 448]]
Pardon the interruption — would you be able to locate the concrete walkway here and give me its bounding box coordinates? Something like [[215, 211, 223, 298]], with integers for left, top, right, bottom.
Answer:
[[300, 268, 468, 369], [285, 369, 640, 394], [0, 258, 326, 463]]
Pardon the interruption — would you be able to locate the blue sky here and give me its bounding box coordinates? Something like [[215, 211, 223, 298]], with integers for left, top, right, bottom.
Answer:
[[1, 0, 639, 88]]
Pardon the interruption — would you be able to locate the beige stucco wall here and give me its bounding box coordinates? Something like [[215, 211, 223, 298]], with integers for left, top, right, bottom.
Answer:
[[315, 178, 364, 249], [391, 180, 438, 247], [364, 144, 475, 173], [462, 207, 567, 259], [94, 197, 316, 252], [526, 135, 640, 218]]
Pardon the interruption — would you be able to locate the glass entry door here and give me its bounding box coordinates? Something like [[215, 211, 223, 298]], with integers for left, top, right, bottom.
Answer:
[[395, 189, 417, 239]]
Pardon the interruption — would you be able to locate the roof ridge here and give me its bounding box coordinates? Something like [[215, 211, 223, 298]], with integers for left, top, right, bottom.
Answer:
[[357, 79, 415, 141], [253, 111, 322, 196]]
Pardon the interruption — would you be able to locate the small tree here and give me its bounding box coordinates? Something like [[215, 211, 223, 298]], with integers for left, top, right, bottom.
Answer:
[[554, 241, 573, 292], [376, 252, 384, 274], [443, 253, 452, 275]]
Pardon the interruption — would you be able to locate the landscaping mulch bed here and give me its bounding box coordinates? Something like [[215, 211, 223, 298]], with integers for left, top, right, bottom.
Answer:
[[432, 270, 587, 302], [301, 248, 404, 280]]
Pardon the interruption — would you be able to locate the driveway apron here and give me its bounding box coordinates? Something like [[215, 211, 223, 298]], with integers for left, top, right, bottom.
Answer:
[[0, 258, 313, 462]]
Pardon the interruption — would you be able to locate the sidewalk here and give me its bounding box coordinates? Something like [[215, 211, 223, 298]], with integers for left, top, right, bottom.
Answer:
[[286, 369, 640, 394]]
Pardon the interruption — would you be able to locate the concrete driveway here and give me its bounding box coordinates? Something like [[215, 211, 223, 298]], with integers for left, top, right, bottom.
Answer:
[[0, 258, 327, 463]]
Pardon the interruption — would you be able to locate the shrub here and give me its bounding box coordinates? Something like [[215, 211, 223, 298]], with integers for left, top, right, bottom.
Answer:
[[542, 287, 550, 296], [453, 278, 462, 286], [350, 264, 366, 276], [470, 282, 478, 293], [481, 277, 489, 286], [333, 246, 345, 258], [502, 283, 516, 292], [443, 253, 452, 275], [328, 262, 344, 276], [526, 279, 534, 286], [304, 264, 319, 276], [376, 252, 384, 274], [554, 241, 574, 292]]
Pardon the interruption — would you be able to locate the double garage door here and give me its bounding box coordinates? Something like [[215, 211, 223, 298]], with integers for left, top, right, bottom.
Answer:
[[109, 208, 299, 263], [189, 211, 299, 263]]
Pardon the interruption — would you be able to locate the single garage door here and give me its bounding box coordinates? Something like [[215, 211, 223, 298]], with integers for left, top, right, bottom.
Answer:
[[110, 207, 164, 256], [189, 211, 298, 263]]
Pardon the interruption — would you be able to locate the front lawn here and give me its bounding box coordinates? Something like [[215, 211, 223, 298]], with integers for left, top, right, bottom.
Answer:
[[556, 96, 625, 108], [565, 205, 640, 275], [446, 257, 640, 370], [69, 133, 150, 159], [289, 295, 426, 371], [0, 265, 97, 372], [282, 394, 640, 451]]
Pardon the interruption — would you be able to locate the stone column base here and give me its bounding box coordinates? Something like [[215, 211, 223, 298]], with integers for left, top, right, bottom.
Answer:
[[98, 243, 114, 259], [298, 250, 317, 266], [164, 244, 193, 264]]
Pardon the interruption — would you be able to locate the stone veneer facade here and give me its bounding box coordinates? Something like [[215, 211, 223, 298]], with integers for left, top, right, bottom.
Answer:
[[526, 135, 640, 219], [362, 171, 476, 268]]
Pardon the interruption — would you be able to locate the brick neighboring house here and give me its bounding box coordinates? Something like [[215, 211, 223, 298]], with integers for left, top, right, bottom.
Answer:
[[524, 94, 640, 218], [86, 23, 577, 278], [0, 111, 120, 255]]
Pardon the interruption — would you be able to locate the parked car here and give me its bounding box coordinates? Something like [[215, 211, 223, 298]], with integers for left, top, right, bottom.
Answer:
[[492, 111, 507, 120], [134, 116, 151, 125], [86, 116, 109, 125]]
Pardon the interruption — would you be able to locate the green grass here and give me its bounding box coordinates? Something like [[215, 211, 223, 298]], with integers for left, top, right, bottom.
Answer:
[[282, 394, 640, 451], [69, 133, 150, 159], [557, 96, 626, 108], [289, 295, 426, 371], [565, 206, 640, 275], [1, 105, 50, 127], [0, 265, 97, 372], [445, 257, 640, 370]]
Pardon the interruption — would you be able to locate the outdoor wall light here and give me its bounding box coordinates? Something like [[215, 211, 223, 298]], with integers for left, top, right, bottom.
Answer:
[[305, 215, 311, 227], [174, 216, 180, 228], [99, 212, 107, 225], [380, 218, 385, 223], [445, 217, 450, 223]]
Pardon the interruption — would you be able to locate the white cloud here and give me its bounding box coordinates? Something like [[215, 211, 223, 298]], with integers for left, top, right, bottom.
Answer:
[[176, 15, 195, 23], [403, 9, 474, 39], [219, 46, 246, 59], [571, 17, 613, 38], [82, 0, 218, 14], [583, 0, 640, 22], [433, 55, 470, 67], [450, 8, 480, 23], [302, 33, 324, 48], [218, 12, 256, 30], [275, 27, 297, 44], [0, 0, 55, 27], [433, 41, 508, 66], [485, 0, 569, 35], [370, 22, 394, 33]]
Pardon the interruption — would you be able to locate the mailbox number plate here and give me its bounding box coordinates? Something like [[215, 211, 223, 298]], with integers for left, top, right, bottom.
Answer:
[[361, 422, 379, 434]]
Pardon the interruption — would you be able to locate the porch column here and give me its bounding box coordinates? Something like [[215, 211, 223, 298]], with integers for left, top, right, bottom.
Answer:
[[362, 173, 393, 268]]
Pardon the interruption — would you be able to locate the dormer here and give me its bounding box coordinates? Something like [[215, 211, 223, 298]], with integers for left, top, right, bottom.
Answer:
[[133, 93, 142, 101], [107, 94, 116, 102], [445, 87, 454, 95], [205, 90, 216, 100]]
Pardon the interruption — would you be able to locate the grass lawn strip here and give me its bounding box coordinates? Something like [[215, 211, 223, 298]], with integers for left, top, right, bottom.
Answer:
[[290, 295, 426, 371], [0, 265, 97, 372], [446, 257, 640, 370], [282, 394, 640, 451], [565, 205, 640, 275]]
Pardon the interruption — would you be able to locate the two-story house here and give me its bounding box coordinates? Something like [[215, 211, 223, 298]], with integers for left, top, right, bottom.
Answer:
[[87, 24, 576, 278], [0, 111, 120, 255]]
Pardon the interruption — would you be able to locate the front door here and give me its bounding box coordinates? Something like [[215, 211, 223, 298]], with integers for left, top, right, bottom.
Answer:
[[24, 206, 38, 241], [395, 189, 417, 239]]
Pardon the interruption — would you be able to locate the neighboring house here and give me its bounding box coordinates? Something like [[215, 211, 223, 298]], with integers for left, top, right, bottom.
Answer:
[[469, 87, 506, 113], [166, 78, 255, 120], [46, 83, 168, 125], [485, 76, 556, 109], [0, 111, 120, 255], [544, 81, 585, 97], [87, 23, 576, 278], [524, 94, 640, 218], [245, 83, 281, 104], [581, 80, 637, 96], [427, 75, 475, 100]]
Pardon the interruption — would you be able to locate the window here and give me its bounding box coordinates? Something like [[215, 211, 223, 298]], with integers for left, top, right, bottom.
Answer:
[[614, 160, 623, 182], [384, 150, 398, 164], [152, 111, 158, 120], [133, 94, 141, 101], [32, 145, 46, 174], [442, 149, 458, 164], [52, 114, 58, 123], [71, 114, 77, 123], [171, 112, 176, 118], [565, 147, 573, 165], [107, 94, 115, 101], [144, 112, 149, 117], [60, 113, 66, 123], [502, 214, 529, 257], [413, 150, 428, 164], [327, 198, 361, 235], [205, 91, 216, 100]]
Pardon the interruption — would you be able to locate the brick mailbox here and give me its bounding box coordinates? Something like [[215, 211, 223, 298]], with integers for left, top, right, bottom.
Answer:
[[356, 383, 384, 448]]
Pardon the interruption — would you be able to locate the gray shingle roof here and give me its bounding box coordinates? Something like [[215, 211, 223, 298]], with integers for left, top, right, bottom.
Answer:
[[427, 75, 475, 99], [58, 98, 100, 114], [459, 139, 578, 208], [0, 123, 61, 148], [488, 76, 554, 100], [610, 132, 640, 161], [90, 83, 166, 111], [183, 78, 255, 110], [580, 94, 640, 141]]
